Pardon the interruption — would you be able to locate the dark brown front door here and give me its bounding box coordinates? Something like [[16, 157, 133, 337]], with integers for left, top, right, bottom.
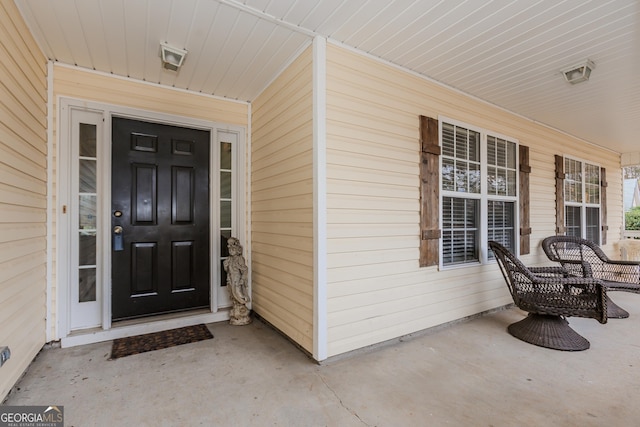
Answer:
[[111, 117, 210, 321]]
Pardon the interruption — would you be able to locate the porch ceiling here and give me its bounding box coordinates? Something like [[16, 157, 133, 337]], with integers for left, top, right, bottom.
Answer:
[[15, 0, 640, 155]]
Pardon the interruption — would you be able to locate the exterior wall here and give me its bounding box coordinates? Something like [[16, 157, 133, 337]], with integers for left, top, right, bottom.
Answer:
[[0, 1, 48, 400], [51, 65, 248, 338], [251, 47, 315, 352], [324, 43, 622, 357]]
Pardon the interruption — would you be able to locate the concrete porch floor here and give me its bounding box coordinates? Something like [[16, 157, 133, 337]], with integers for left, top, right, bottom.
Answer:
[[5, 293, 640, 427]]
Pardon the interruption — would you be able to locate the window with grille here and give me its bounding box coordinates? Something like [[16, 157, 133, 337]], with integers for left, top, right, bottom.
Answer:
[[564, 157, 601, 243], [440, 120, 518, 266]]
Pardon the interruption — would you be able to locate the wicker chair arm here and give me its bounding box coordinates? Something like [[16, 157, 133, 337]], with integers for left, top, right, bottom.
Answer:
[[530, 275, 603, 288], [602, 259, 640, 267], [555, 259, 594, 277], [528, 266, 570, 278]]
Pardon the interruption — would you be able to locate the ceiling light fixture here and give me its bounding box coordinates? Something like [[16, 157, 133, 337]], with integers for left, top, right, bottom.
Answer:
[[160, 42, 187, 72], [561, 60, 595, 84]]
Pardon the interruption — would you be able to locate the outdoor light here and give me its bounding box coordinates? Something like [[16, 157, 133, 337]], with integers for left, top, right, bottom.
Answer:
[[160, 42, 187, 71], [561, 60, 595, 84]]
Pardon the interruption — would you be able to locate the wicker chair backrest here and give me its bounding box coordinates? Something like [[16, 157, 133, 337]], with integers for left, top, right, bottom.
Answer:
[[489, 241, 536, 304], [542, 236, 608, 279]]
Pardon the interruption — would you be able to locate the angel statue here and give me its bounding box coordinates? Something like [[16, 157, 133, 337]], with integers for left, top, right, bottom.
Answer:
[[223, 237, 252, 325]]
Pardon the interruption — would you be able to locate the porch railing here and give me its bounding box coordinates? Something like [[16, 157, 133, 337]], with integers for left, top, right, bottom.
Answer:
[[622, 230, 640, 239]]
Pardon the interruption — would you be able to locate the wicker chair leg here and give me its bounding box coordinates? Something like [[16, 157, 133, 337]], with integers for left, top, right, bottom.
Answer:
[[606, 295, 629, 319], [507, 314, 590, 351]]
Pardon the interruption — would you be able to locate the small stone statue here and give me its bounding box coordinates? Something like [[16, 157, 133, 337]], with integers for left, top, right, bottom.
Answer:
[[223, 237, 251, 325]]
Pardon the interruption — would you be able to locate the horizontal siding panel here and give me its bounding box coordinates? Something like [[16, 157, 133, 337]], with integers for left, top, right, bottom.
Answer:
[[251, 46, 314, 354], [328, 223, 417, 239], [328, 283, 507, 330], [252, 132, 312, 165], [0, 14, 46, 94], [251, 193, 313, 212], [252, 254, 313, 287], [0, 203, 46, 223], [252, 271, 313, 312], [328, 270, 504, 313], [327, 294, 511, 356], [327, 247, 418, 269], [252, 179, 313, 202], [327, 155, 417, 182], [252, 166, 312, 193], [327, 194, 417, 211], [0, 144, 47, 182], [251, 294, 313, 352], [252, 208, 313, 223], [327, 179, 417, 199], [252, 92, 312, 141], [328, 209, 417, 225], [0, 182, 47, 209], [326, 130, 417, 161], [0, 126, 47, 166], [252, 231, 313, 253], [328, 260, 419, 284], [328, 236, 417, 254], [0, 237, 46, 265], [252, 49, 312, 116], [0, 65, 47, 123], [252, 241, 313, 267], [0, 160, 46, 193], [0, 265, 45, 307], [0, 101, 46, 153], [0, 223, 46, 243]]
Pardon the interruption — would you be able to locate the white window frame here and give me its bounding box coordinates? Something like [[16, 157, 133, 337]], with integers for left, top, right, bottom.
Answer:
[[563, 155, 601, 244], [438, 117, 519, 269]]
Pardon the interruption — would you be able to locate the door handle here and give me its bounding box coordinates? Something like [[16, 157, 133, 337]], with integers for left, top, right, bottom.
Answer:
[[113, 226, 124, 251]]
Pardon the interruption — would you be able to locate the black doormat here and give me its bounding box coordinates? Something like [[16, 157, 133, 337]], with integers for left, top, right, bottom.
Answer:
[[110, 324, 213, 359]]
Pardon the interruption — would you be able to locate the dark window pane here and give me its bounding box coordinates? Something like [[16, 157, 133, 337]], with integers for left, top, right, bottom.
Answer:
[[79, 268, 96, 302], [442, 197, 479, 265], [586, 207, 600, 243], [565, 206, 581, 238], [79, 123, 97, 157], [220, 142, 232, 170]]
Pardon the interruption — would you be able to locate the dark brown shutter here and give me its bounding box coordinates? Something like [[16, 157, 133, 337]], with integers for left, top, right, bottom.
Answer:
[[555, 155, 565, 234], [601, 167, 608, 244], [420, 115, 440, 267], [519, 145, 531, 254]]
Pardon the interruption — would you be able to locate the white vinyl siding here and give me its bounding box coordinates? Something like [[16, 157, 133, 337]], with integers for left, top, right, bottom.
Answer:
[[324, 43, 622, 357], [251, 46, 314, 353], [0, 1, 48, 401]]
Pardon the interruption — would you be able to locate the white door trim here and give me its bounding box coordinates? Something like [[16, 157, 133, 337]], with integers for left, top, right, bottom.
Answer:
[[57, 97, 246, 346]]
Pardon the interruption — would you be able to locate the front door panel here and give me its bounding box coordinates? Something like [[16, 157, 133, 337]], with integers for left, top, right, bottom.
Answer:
[[111, 118, 210, 321]]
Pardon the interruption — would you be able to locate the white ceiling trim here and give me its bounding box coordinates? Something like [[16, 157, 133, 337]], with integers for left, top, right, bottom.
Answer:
[[218, 0, 318, 38]]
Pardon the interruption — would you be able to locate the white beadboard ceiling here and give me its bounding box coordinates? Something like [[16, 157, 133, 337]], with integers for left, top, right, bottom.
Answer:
[[15, 0, 640, 155]]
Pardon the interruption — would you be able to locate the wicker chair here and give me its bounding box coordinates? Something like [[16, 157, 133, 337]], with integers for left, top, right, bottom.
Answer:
[[542, 235, 640, 319], [489, 241, 607, 351]]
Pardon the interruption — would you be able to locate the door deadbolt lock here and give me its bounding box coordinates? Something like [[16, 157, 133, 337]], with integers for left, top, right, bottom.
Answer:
[[113, 225, 123, 234]]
